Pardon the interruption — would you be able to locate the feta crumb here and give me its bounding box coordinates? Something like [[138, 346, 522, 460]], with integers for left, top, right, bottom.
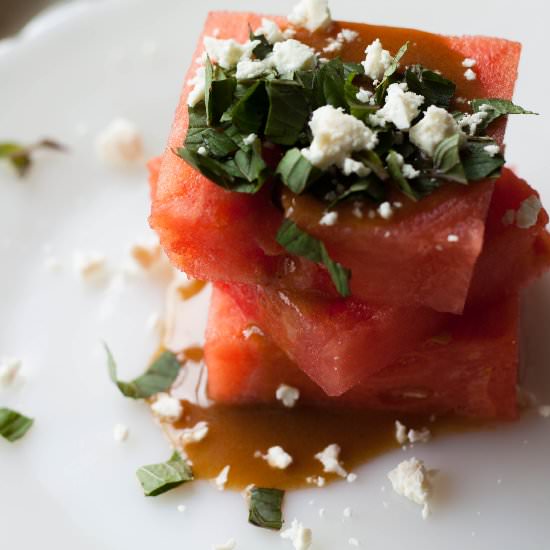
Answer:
[[214, 465, 230, 490], [395, 420, 408, 445], [177, 504, 186, 513], [212, 538, 236, 550], [457, 111, 487, 135], [113, 423, 129, 442], [187, 66, 206, 107], [343, 506, 352, 518], [323, 29, 359, 53], [342, 158, 371, 177], [0, 357, 21, 388], [242, 325, 264, 339], [389, 151, 419, 179], [314, 443, 347, 477], [271, 39, 317, 74], [288, 0, 331, 32], [197, 146, 207, 156], [281, 519, 313, 550], [306, 475, 326, 487], [387, 457, 431, 518], [483, 144, 500, 157], [376, 83, 424, 130], [340, 29, 359, 43], [243, 133, 257, 146], [256, 18, 285, 44], [538, 405, 550, 418], [377, 201, 393, 220], [516, 195, 542, 229], [346, 472, 358, 483], [447, 234, 459, 242], [203, 37, 259, 69], [73, 251, 107, 280], [462, 58, 477, 68], [464, 68, 477, 81], [236, 58, 272, 80], [320, 211, 338, 226], [348, 538, 359, 547], [356, 88, 373, 103], [362, 38, 392, 81], [409, 105, 462, 157], [96, 118, 144, 168], [302, 105, 378, 172], [181, 420, 209, 443], [262, 446, 294, 469], [151, 393, 182, 421], [276, 384, 300, 408], [502, 209, 516, 226], [408, 428, 431, 444]]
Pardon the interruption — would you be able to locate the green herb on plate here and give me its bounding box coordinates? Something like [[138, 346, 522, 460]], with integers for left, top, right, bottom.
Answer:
[[248, 487, 285, 530], [136, 451, 194, 496], [0, 407, 34, 442]]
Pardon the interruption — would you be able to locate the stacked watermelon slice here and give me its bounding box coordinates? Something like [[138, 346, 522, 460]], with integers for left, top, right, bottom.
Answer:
[[149, 12, 550, 419]]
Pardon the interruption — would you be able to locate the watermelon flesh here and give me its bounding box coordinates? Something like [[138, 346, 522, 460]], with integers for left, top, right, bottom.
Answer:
[[149, 12, 522, 314], [205, 285, 519, 420]]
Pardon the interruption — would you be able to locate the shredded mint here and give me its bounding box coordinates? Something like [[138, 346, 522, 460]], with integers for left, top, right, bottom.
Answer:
[[433, 134, 467, 184], [406, 65, 456, 108], [276, 220, 351, 296], [205, 58, 237, 126], [470, 98, 537, 129], [374, 42, 409, 105], [249, 27, 273, 60], [105, 344, 180, 399], [0, 408, 34, 442], [276, 148, 321, 193], [386, 150, 418, 200], [462, 141, 504, 180], [230, 80, 269, 134], [0, 139, 65, 177], [136, 451, 194, 496], [248, 487, 285, 530]]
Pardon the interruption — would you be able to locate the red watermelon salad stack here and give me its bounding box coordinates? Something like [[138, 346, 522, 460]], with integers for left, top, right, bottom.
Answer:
[[149, 2, 550, 419]]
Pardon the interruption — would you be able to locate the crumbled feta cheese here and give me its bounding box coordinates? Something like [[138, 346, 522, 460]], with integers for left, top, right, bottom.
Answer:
[[177, 504, 186, 512], [276, 384, 300, 407], [362, 38, 392, 81], [73, 251, 107, 280], [502, 209, 516, 226], [243, 133, 257, 146], [538, 405, 550, 418], [302, 105, 378, 171], [323, 29, 359, 53], [464, 68, 477, 81], [462, 58, 477, 68], [271, 39, 316, 74], [262, 446, 294, 469], [314, 443, 347, 477], [409, 105, 462, 157], [483, 144, 500, 157], [348, 538, 359, 547], [388, 457, 431, 518], [395, 420, 408, 445], [96, 118, 144, 168], [389, 151, 419, 179], [457, 111, 487, 136], [187, 66, 206, 107], [343, 507, 352, 518], [356, 88, 373, 104], [288, 0, 331, 32], [408, 428, 431, 444], [242, 325, 264, 339], [340, 29, 359, 43], [196, 146, 208, 157], [347, 472, 358, 483], [203, 37, 259, 69], [181, 420, 209, 443], [342, 158, 371, 177], [214, 465, 230, 490], [256, 18, 285, 44], [306, 475, 326, 487], [0, 357, 21, 388], [323, 37, 343, 53], [447, 234, 459, 242], [281, 519, 313, 550], [212, 538, 236, 550], [376, 83, 424, 130], [319, 211, 338, 226], [151, 393, 183, 421], [113, 423, 129, 442], [377, 201, 393, 220], [236, 58, 271, 80], [516, 195, 542, 229]]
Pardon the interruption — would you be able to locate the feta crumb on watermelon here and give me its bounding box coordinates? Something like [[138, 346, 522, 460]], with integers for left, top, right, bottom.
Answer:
[[187, 66, 206, 107], [276, 383, 301, 407], [271, 39, 317, 74], [464, 68, 477, 80], [377, 201, 393, 220], [484, 144, 500, 157], [261, 446, 294, 469], [462, 57, 477, 68], [288, 0, 331, 32], [203, 37, 259, 69], [319, 211, 338, 225], [255, 18, 285, 44], [362, 38, 392, 80], [409, 105, 462, 156], [375, 83, 424, 130], [516, 196, 542, 229]]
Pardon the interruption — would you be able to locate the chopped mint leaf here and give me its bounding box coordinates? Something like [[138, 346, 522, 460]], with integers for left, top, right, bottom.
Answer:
[[185, 103, 211, 152], [433, 134, 467, 184], [136, 451, 193, 496], [276, 148, 322, 193], [314, 58, 347, 110], [0, 408, 34, 442], [405, 65, 455, 108], [357, 149, 389, 181], [373, 42, 409, 105], [385, 42, 409, 79], [248, 487, 285, 530], [344, 73, 377, 121], [249, 27, 273, 60], [229, 140, 269, 189], [230, 80, 269, 134], [276, 220, 351, 297], [462, 141, 504, 180], [471, 98, 537, 129], [105, 344, 180, 399], [265, 80, 309, 145], [0, 139, 65, 177], [328, 178, 385, 208], [205, 57, 237, 126], [386, 150, 418, 201], [202, 128, 241, 158]]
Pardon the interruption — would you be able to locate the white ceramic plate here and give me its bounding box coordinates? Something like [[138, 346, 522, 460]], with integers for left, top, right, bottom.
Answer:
[[1, 1, 549, 548]]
